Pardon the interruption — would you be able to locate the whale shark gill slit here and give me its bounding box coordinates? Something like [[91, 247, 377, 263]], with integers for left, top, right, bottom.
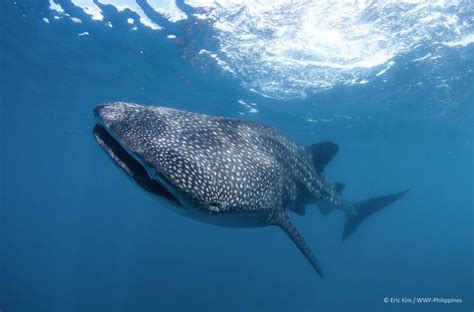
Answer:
[[93, 125, 181, 206]]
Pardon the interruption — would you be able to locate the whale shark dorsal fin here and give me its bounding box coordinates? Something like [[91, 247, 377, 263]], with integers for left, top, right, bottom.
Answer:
[[270, 208, 324, 278], [306, 141, 339, 173]]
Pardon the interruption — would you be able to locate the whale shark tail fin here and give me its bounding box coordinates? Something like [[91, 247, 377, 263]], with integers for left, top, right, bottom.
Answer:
[[342, 189, 410, 240]]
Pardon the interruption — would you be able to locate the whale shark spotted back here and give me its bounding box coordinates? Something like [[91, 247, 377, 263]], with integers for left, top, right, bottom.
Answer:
[[93, 102, 408, 278]]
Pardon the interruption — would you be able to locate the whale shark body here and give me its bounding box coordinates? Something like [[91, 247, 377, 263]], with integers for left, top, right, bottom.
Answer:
[[93, 102, 408, 278]]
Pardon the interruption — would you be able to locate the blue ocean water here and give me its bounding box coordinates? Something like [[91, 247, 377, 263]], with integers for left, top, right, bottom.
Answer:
[[1, 1, 473, 311]]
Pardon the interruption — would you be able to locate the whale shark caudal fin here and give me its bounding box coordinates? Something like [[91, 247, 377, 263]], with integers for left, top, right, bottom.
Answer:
[[270, 208, 324, 278], [342, 189, 410, 240]]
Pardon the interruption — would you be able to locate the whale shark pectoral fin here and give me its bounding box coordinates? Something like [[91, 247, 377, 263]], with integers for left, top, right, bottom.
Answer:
[[306, 141, 339, 173], [270, 209, 324, 278]]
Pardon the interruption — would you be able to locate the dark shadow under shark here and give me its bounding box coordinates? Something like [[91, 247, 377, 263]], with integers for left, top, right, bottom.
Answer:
[[93, 102, 409, 278]]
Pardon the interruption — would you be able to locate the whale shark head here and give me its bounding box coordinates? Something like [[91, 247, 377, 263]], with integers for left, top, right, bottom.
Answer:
[[93, 102, 221, 212], [92, 102, 281, 221], [93, 103, 184, 208]]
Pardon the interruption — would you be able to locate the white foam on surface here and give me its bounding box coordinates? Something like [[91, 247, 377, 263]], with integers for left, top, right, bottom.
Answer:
[[375, 61, 395, 77], [49, 0, 473, 99], [97, 0, 162, 30], [49, 0, 64, 14], [71, 0, 104, 20], [440, 33, 474, 47], [238, 99, 259, 113], [184, 0, 472, 98], [147, 0, 187, 22], [412, 54, 432, 62]]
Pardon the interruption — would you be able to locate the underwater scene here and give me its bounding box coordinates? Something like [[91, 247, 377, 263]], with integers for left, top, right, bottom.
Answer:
[[1, 1, 473, 311]]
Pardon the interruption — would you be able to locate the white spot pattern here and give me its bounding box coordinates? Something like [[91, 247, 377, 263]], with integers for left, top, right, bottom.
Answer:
[[94, 102, 344, 218]]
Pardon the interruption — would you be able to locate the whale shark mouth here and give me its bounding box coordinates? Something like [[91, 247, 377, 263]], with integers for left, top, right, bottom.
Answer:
[[93, 124, 181, 206]]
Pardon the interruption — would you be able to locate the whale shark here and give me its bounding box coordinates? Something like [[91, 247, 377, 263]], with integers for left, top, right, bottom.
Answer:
[[93, 102, 408, 278]]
